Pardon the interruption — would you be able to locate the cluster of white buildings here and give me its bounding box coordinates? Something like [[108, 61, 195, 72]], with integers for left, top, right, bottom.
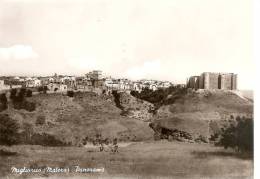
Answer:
[[0, 70, 174, 93], [105, 78, 173, 92], [0, 76, 42, 91]]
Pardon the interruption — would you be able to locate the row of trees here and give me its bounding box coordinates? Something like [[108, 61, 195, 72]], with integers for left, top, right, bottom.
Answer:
[[130, 85, 187, 108], [38, 86, 48, 93], [9, 88, 36, 112], [1, 86, 74, 112]]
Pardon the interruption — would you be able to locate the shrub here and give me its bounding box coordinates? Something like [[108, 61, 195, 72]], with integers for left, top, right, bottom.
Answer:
[[24, 101, 36, 112], [10, 88, 17, 100], [13, 101, 36, 112], [20, 88, 26, 96], [14, 89, 26, 103], [0, 114, 20, 146], [195, 135, 208, 143], [36, 115, 46, 126], [30, 133, 66, 146], [43, 86, 48, 94], [112, 90, 124, 110], [217, 116, 253, 153], [26, 89, 33, 97], [23, 122, 34, 143], [0, 93, 8, 111], [38, 86, 44, 93], [130, 86, 187, 107], [67, 90, 74, 97], [10, 88, 36, 112]]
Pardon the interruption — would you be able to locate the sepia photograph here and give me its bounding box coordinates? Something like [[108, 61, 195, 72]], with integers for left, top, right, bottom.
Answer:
[[0, 0, 255, 178]]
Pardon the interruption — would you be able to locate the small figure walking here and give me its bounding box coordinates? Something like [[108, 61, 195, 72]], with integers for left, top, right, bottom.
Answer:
[[112, 138, 119, 153], [99, 142, 104, 152]]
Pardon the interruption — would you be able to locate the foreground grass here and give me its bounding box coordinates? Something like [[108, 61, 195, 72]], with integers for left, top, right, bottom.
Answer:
[[0, 141, 253, 179]]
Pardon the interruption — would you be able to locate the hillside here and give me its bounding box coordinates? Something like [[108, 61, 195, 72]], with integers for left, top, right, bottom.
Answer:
[[0, 88, 254, 146], [238, 90, 254, 102], [1, 92, 154, 146], [113, 91, 154, 121], [150, 89, 253, 141]]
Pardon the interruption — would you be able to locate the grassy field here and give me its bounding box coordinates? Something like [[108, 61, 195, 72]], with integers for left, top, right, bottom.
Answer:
[[0, 141, 253, 179]]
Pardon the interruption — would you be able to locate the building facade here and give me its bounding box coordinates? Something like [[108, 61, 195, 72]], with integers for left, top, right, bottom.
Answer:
[[187, 72, 237, 90]]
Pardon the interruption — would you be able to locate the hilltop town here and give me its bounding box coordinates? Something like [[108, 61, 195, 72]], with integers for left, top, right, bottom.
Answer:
[[0, 70, 176, 94], [0, 70, 253, 178], [0, 70, 240, 96]]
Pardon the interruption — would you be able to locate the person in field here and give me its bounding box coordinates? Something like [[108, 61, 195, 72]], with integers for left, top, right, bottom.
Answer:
[[112, 138, 119, 153]]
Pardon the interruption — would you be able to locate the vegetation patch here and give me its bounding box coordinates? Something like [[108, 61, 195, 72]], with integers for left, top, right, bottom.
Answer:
[[0, 114, 20, 146], [213, 116, 253, 153], [0, 149, 18, 156], [130, 86, 187, 109]]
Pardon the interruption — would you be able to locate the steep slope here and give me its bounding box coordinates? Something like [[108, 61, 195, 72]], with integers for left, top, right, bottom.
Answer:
[[2, 92, 154, 146], [151, 89, 253, 141], [113, 91, 154, 121], [235, 90, 254, 102]]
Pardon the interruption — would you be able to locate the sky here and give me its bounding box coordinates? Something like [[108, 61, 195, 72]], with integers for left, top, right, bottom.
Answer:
[[0, 0, 255, 89]]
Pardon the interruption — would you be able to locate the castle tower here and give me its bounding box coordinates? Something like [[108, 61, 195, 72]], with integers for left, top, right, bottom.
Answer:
[[231, 74, 237, 90], [203, 72, 210, 89]]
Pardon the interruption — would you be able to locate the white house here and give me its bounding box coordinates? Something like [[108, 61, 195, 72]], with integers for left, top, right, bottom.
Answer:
[[25, 78, 41, 87], [0, 80, 10, 91]]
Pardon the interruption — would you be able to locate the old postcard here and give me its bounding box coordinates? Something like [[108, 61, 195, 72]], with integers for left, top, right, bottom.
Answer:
[[0, 0, 254, 178]]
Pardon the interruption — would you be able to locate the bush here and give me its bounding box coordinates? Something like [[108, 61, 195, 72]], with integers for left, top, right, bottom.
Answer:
[[0, 93, 8, 111], [20, 88, 26, 96], [195, 135, 208, 143], [43, 86, 48, 94], [14, 89, 25, 103], [30, 133, 66, 146], [13, 101, 36, 112], [22, 122, 34, 143], [38, 86, 44, 93], [130, 86, 187, 107], [10, 88, 17, 100], [36, 115, 46, 126], [26, 89, 33, 97], [24, 101, 36, 112], [67, 90, 74, 97], [0, 114, 20, 146], [217, 116, 253, 153]]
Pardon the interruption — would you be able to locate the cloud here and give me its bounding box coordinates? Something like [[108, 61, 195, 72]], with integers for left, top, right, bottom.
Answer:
[[0, 45, 39, 61]]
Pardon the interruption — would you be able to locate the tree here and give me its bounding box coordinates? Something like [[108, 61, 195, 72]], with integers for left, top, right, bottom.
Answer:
[[67, 90, 74, 97], [43, 86, 48, 94], [130, 85, 187, 107], [0, 114, 20, 146], [217, 116, 253, 153], [23, 122, 34, 143], [0, 93, 8, 111], [15, 89, 26, 103], [20, 88, 27, 95], [36, 115, 46, 126], [10, 88, 17, 100], [26, 89, 33, 97], [38, 86, 44, 93]]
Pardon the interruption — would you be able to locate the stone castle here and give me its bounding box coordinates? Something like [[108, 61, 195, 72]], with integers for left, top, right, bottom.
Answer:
[[187, 72, 237, 90]]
